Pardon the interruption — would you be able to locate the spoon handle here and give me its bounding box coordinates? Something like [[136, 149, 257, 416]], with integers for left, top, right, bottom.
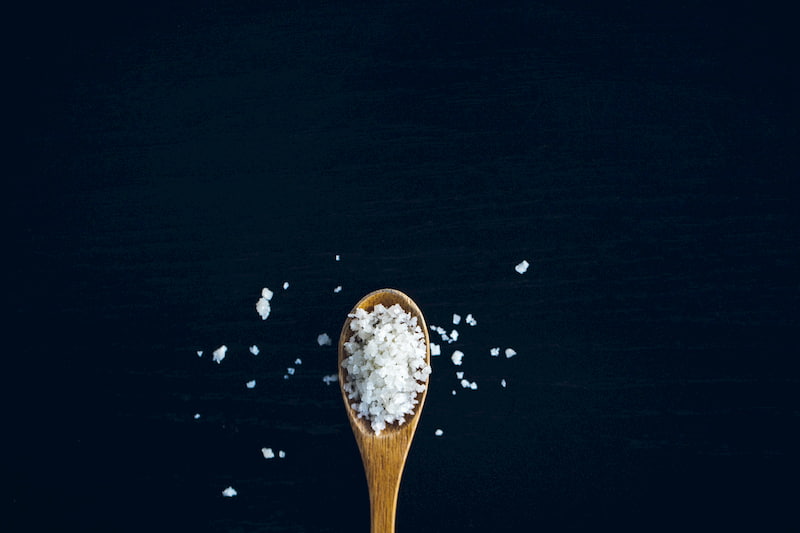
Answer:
[[360, 433, 412, 533]]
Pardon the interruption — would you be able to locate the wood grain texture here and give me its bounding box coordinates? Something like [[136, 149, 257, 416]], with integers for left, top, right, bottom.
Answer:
[[338, 289, 432, 533]]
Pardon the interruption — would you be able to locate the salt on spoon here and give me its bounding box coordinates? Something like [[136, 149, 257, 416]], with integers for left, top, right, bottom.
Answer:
[[338, 288, 431, 533]]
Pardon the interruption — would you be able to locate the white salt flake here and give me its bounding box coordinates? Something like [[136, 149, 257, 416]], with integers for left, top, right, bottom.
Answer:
[[278, 450, 286, 458], [221, 486, 237, 497], [465, 314, 477, 326], [515, 260, 530, 274], [435, 429, 444, 436], [452, 313, 461, 325], [283, 281, 289, 289], [460, 379, 470, 389], [451, 390, 457, 395], [322, 374, 338, 385], [196, 350, 203, 357], [194, 413, 201, 420], [246, 380, 256, 389], [470, 381, 478, 390], [501, 379, 507, 388], [212, 345, 228, 364], [334, 285, 342, 293], [262, 447, 275, 459], [249, 345, 260, 355], [335, 254, 340, 261], [283, 375, 289, 380], [317, 333, 332, 346], [294, 358, 302, 365], [456, 371, 464, 379], [287, 367, 295, 375], [430, 343, 441, 356], [256, 287, 273, 320], [451, 350, 464, 366], [490, 347, 500, 357], [505, 348, 517, 358], [449, 329, 459, 341]]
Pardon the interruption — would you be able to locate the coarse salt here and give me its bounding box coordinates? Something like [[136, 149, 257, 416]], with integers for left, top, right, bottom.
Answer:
[[317, 333, 332, 346], [505, 348, 517, 358], [430, 343, 441, 356], [246, 380, 256, 389], [262, 447, 275, 459], [222, 486, 237, 497], [515, 260, 530, 274], [213, 345, 227, 364], [342, 303, 431, 435], [249, 345, 259, 355], [256, 287, 274, 319], [435, 429, 444, 436], [451, 350, 464, 366], [452, 313, 461, 325]]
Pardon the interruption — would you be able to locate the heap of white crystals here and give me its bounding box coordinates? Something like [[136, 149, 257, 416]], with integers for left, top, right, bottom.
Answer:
[[341, 303, 431, 435]]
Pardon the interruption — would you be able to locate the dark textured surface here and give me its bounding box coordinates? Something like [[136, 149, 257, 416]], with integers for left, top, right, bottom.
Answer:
[[9, 1, 798, 531]]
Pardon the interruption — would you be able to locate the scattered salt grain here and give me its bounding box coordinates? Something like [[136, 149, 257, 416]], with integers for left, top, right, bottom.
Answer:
[[501, 379, 507, 388], [262, 447, 275, 459], [515, 260, 530, 274], [213, 345, 228, 364], [278, 450, 286, 458], [465, 314, 477, 326], [334, 285, 342, 293], [470, 381, 478, 390], [287, 368, 295, 375], [317, 333, 332, 346], [451, 390, 457, 395], [435, 429, 444, 436], [449, 329, 459, 342], [341, 303, 431, 435], [283, 281, 289, 289], [256, 287, 274, 320], [222, 486, 237, 497], [490, 347, 500, 357], [246, 380, 256, 389], [196, 350, 203, 357], [460, 379, 470, 388], [194, 413, 201, 420], [294, 358, 302, 365], [505, 348, 517, 358], [430, 343, 441, 356], [322, 374, 338, 385], [451, 350, 464, 366], [456, 371, 464, 379], [335, 254, 341, 261], [249, 345, 260, 355], [452, 313, 461, 325], [283, 374, 289, 380]]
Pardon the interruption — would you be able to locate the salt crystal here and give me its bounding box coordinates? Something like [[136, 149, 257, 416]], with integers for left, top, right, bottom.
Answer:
[[430, 343, 441, 356], [470, 381, 478, 390], [256, 287, 273, 320], [451, 390, 457, 395], [515, 260, 530, 274], [283, 281, 289, 289], [452, 313, 461, 325], [287, 368, 295, 375], [262, 447, 275, 459], [194, 413, 201, 419], [465, 314, 477, 326], [449, 329, 459, 341], [283, 375, 289, 380], [435, 429, 444, 436], [334, 285, 342, 293], [501, 379, 507, 388], [335, 254, 341, 261], [490, 347, 500, 357], [246, 380, 256, 389], [212, 345, 228, 364], [322, 374, 338, 385], [317, 333, 332, 346], [451, 350, 464, 366], [460, 379, 470, 388], [196, 350, 203, 357], [222, 486, 237, 497], [505, 348, 517, 358], [295, 358, 302, 365], [278, 450, 286, 458], [456, 371, 464, 379], [249, 345, 259, 355]]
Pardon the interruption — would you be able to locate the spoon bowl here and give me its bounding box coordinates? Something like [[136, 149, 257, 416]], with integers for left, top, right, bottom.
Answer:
[[338, 288, 431, 533]]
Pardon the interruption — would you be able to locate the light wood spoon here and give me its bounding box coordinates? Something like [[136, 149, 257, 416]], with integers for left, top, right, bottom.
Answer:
[[338, 288, 432, 533]]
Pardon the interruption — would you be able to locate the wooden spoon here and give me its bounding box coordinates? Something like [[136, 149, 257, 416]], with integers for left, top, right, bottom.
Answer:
[[338, 288, 432, 533]]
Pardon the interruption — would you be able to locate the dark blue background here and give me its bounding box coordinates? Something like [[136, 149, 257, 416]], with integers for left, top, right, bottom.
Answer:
[[8, 1, 798, 531]]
